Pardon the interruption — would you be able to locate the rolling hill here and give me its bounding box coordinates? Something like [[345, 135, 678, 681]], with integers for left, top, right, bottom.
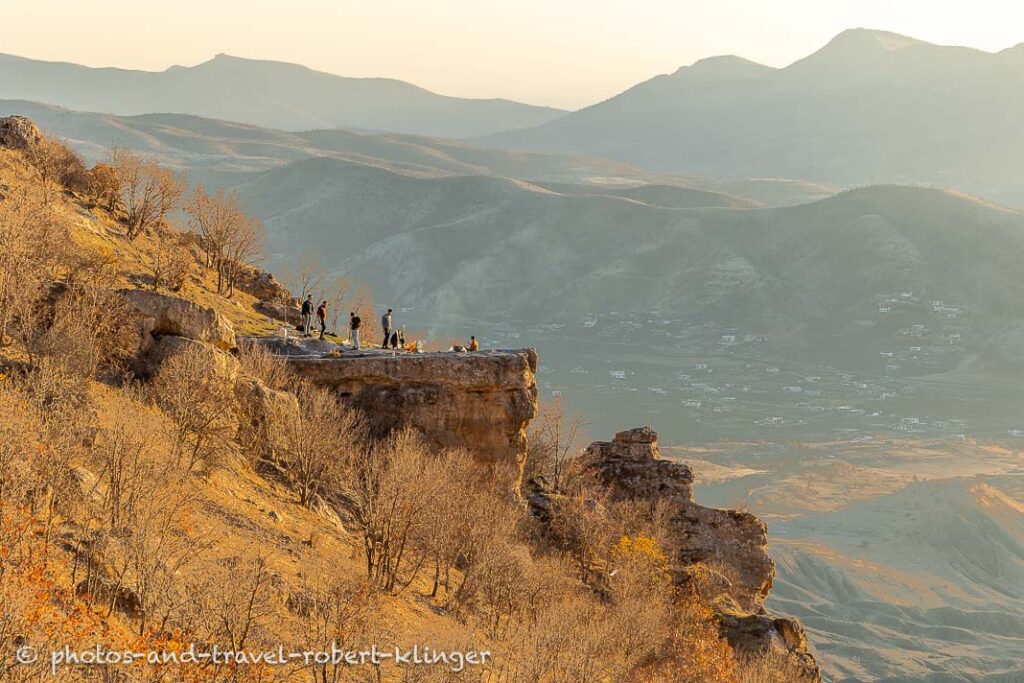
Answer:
[[0, 52, 565, 138], [233, 157, 1024, 341], [0, 100, 835, 207], [480, 29, 1024, 206]]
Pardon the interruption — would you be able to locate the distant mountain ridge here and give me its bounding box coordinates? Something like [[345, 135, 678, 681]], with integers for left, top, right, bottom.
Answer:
[[0, 52, 566, 138], [479, 28, 1024, 206]]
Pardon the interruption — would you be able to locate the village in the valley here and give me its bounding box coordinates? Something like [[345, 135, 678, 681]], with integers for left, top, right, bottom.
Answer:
[[464, 287, 1024, 445]]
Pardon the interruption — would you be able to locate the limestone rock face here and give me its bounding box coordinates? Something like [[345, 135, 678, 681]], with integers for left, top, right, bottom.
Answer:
[[583, 427, 820, 681], [584, 426, 693, 502], [120, 289, 236, 351], [285, 349, 538, 469], [0, 116, 42, 151]]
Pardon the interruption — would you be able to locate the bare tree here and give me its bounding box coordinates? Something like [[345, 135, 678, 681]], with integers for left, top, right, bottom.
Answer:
[[149, 345, 238, 473], [325, 273, 350, 336], [526, 397, 589, 490], [111, 146, 184, 240], [186, 185, 264, 296]]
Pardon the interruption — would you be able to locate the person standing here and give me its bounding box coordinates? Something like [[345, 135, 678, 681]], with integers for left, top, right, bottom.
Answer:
[[381, 309, 393, 349], [316, 300, 327, 339], [349, 311, 362, 349], [300, 295, 313, 336]]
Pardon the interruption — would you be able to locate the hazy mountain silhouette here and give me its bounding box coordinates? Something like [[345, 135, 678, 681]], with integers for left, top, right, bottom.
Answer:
[[1, 99, 833, 207], [480, 28, 1024, 205], [0, 53, 565, 137]]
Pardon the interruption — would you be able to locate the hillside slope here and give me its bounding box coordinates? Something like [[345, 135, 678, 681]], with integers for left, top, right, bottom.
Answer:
[[235, 157, 1024, 345], [480, 29, 1024, 206], [0, 52, 565, 137], [770, 479, 1024, 682], [0, 100, 838, 207]]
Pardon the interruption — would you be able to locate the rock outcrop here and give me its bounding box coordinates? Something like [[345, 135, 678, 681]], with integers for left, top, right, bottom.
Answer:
[[275, 345, 538, 471], [582, 427, 820, 680], [119, 288, 238, 378], [0, 116, 42, 151], [120, 289, 236, 352]]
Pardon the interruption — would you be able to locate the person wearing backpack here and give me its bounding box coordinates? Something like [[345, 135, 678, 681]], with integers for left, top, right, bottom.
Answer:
[[349, 311, 362, 349], [315, 301, 327, 339]]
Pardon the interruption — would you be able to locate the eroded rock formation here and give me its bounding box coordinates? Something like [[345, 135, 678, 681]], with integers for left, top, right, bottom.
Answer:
[[582, 427, 820, 680], [0, 115, 42, 151], [120, 288, 238, 378], [280, 346, 538, 470], [121, 289, 237, 352]]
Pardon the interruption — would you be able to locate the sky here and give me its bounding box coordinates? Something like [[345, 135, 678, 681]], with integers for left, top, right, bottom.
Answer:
[[4, 0, 1024, 109]]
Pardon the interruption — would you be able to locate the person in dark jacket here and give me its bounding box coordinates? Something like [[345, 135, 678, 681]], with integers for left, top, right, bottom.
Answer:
[[316, 301, 327, 339], [381, 309, 393, 348], [300, 295, 313, 336], [349, 311, 361, 349]]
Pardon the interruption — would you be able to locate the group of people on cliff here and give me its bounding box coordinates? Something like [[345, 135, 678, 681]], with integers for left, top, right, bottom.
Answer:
[[299, 298, 477, 352]]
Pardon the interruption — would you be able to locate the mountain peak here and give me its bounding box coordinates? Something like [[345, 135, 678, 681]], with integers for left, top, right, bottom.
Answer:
[[670, 55, 774, 81], [824, 28, 927, 52]]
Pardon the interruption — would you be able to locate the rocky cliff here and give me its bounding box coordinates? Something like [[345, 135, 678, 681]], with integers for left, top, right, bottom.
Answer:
[[267, 342, 539, 473], [534, 427, 821, 680]]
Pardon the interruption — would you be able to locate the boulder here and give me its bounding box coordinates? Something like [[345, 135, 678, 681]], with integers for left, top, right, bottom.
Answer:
[[0, 116, 42, 151], [120, 288, 236, 351], [234, 375, 300, 462], [142, 335, 240, 382], [233, 265, 292, 304], [254, 299, 300, 323]]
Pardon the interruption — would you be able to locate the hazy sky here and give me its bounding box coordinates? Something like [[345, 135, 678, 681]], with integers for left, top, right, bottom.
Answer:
[[6, 1, 1023, 109]]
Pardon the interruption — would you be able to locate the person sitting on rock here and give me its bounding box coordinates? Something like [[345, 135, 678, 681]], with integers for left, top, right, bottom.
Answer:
[[316, 301, 327, 339], [388, 328, 401, 349], [469, 335, 479, 352]]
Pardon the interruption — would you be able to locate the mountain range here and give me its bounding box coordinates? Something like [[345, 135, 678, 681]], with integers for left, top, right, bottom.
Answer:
[[480, 29, 1024, 205], [0, 52, 565, 138]]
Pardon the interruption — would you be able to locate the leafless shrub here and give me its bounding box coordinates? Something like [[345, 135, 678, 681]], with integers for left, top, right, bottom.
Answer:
[[277, 382, 362, 507], [86, 162, 120, 211], [339, 429, 445, 592], [0, 177, 66, 346], [149, 344, 238, 473], [734, 648, 818, 683], [237, 341, 292, 391], [149, 224, 193, 292], [24, 134, 87, 202]]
